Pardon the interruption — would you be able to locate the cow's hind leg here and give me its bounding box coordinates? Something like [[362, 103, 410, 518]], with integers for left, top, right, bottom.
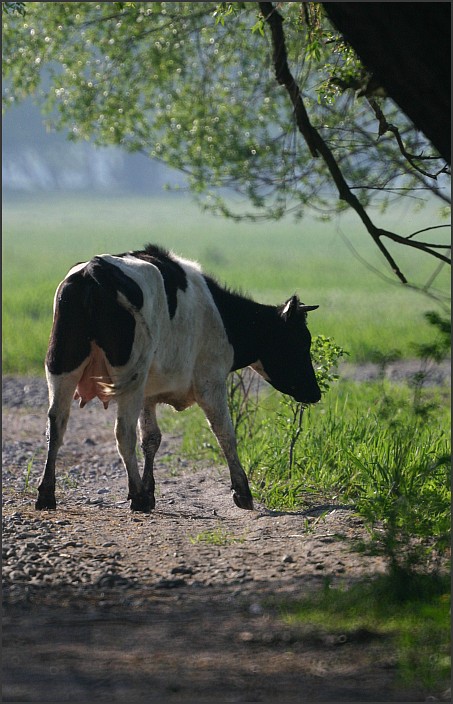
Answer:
[[115, 393, 150, 512], [138, 400, 161, 511], [197, 387, 254, 510], [36, 372, 79, 510]]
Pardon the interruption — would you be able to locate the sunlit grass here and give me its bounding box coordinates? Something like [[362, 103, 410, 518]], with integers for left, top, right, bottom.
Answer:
[[3, 193, 450, 373]]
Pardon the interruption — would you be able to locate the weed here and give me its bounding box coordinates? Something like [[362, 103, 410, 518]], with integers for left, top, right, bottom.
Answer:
[[226, 368, 261, 438], [22, 454, 35, 492], [60, 473, 79, 490], [189, 527, 245, 546], [344, 428, 451, 573], [410, 310, 451, 419]]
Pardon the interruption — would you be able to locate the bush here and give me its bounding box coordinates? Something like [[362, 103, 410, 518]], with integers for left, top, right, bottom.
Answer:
[[225, 334, 450, 573]]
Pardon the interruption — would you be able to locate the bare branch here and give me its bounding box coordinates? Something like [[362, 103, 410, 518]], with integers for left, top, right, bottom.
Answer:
[[406, 224, 451, 241], [338, 228, 450, 311], [376, 228, 451, 264], [367, 97, 450, 179]]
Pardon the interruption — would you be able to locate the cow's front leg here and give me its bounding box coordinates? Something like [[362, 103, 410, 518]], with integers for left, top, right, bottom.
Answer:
[[115, 394, 150, 512], [197, 389, 254, 510], [138, 400, 161, 511], [36, 372, 78, 510]]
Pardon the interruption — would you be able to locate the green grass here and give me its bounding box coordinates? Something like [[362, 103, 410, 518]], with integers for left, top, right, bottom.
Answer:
[[2, 193, 450, 372], [188, 526, 245, 546], [282, 572, 450, 695]]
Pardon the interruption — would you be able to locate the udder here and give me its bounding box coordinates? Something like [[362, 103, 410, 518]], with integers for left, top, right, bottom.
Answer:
[[74, 343, 112, 409]]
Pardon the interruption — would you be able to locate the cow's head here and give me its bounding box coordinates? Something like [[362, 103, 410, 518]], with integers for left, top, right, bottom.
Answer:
[[252, 295, 321, 404]]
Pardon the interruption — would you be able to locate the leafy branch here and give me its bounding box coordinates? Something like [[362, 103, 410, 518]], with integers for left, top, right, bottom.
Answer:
[[2, 2, 25, 15]]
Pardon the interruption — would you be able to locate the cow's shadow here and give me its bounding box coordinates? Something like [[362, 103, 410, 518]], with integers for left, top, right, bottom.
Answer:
[[153, 502, 356, 521], [255, 502, 356, 518]]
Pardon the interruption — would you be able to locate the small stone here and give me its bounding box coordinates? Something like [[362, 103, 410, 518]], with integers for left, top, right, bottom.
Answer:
[[171, 566, 194, 576], [154, 578, 185, 590], [282, 554, 294, 564], [25, 567, 38, 577], [9, 570, 26, 581], [238, 631, 254, 643], [96, 573, 132, 588]]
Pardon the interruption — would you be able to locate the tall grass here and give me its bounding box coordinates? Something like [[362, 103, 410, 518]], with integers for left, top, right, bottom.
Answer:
[[162, 372, 450, 568], [248, 385, 449, 550], [2, 193, 450, 372]]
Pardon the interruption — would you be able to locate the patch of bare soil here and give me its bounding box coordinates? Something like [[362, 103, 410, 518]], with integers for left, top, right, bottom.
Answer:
[[2, 375, 445, 702]]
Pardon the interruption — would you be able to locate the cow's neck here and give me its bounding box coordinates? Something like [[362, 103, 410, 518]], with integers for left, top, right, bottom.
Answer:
[[204, 276, 276, 371]]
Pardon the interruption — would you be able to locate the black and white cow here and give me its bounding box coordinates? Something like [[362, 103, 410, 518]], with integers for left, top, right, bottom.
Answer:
[[36, 244, 321, 513]]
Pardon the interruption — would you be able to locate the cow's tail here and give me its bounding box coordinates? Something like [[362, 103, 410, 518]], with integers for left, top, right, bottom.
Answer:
[[95, 315, 151, 402], [96, 362, 149, 403], [82, 257, 152, 401]]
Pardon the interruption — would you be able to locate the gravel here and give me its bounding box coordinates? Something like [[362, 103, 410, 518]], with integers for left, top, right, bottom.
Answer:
[[2, 372, 450, 702]]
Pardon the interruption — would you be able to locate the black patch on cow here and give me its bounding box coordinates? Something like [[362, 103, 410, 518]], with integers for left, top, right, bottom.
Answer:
[[86, 256, 144, 310], [46, 258, 142, 374], [46, 273, 92, 374], [82, 258, 140, 366], [119, 244, 188, 319], [205, 275, 320, 402], [203, 275, 271, 370]]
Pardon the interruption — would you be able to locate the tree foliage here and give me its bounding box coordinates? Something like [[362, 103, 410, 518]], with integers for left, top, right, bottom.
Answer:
[[2, 2, 450, 289]]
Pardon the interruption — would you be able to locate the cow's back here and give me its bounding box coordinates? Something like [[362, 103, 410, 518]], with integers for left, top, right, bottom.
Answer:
[[95, 251, 234, 401]]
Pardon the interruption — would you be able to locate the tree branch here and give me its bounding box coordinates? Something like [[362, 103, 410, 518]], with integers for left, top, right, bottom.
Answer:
[[406, 224, 451, 241], [366, 97, 450, 180], [258, 3, 319, 158], [258, 2, 451, 283]]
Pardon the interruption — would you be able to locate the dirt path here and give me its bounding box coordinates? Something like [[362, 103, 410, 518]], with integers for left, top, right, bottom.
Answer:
[[2, 375, 443, 702]]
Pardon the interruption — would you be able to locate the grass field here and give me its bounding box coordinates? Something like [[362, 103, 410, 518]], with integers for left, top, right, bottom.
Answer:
[[2, 193, 450, 373]]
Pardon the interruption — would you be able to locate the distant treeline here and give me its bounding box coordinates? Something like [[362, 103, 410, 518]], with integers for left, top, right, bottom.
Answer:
[[3, 99, 185, 194]]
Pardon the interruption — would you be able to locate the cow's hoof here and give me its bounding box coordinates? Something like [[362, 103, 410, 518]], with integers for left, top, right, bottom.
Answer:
[[232, 490, 254, 511], [129, 494, 154, 513], [35, 494, 57, 510]]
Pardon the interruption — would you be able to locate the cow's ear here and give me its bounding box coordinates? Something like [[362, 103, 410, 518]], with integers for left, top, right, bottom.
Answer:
[[281, 295, 300, 321]]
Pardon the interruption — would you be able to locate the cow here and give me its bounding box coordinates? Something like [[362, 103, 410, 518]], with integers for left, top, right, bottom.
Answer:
[[36, 244, 321, 513]]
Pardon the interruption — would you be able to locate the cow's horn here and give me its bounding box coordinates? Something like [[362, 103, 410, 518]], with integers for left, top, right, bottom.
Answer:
[[299, 304, 319, 312]]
